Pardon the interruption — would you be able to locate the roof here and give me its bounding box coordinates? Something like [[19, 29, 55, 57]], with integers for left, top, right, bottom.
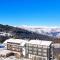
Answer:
[[4, 38, 28, 46], [3, 39, 52, 46], [28, 40, 52, 46]]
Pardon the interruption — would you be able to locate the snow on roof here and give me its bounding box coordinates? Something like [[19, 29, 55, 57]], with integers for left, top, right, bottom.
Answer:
[[4, 38, 28, 46], [28, 40, 52, 46], [28, 40, 41, 45], [4, 39, 52, 46], [40, 41, 52, 46]]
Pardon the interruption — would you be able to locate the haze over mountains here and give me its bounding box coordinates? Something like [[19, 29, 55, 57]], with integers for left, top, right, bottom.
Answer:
[[19, 25, 60, 38], [0, 24, 60, 43]]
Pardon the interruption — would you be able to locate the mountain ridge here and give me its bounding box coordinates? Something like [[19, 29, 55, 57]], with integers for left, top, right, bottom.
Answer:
[[0, 24, 56, 43], [19, 25, 60, 38]]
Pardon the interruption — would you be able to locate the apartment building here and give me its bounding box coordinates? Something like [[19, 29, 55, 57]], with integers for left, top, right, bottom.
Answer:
[[3, 38, 28, 58], [25, 40, 53, 60], [3, 39, 54, 60]]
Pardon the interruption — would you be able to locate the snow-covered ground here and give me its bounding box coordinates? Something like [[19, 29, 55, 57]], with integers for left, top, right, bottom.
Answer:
[[0, 32, 12, 36], [0, 56, 31, 60], [0, 46, 30, 60]]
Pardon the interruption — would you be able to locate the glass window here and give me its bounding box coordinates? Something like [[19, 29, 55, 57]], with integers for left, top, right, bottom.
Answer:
[[39, 58, 42, 60], [29, 51, 32, 54], [38, 45, 42, 48], [26, 50, 28, 53], [29, 44, 33, 47], [33, 48, 37, 51], [26, 47, 28, 50], [43, 53, 47, 57], [33, 51, 37, 55], [38, 52, 41, 55], [43, 58, 46, 60], [43, 49, 47, 52], [26, 44, 29, 47], [43, 57, 47, 60], [38, 49, 42, 51], [29, 47, 32, 50], [43, 46, 48, 49], [33, 44, 37, 47]]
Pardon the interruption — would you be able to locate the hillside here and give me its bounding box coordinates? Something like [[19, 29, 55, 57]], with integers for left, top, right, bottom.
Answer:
[[0, 24, 55, 43]]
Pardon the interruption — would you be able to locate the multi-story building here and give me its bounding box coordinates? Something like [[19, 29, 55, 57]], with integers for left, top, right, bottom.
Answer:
[[3, 38, 28, 58], [3, 39, 54, 60], [25, 40, 53, 60]]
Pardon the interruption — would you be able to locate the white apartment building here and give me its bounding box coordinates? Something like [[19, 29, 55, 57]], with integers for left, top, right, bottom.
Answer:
[[25, 40, 53, 60], [3, 38, 28, 57]]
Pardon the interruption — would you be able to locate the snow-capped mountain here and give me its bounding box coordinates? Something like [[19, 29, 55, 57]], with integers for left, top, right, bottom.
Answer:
[[19, 25, 60, 38]]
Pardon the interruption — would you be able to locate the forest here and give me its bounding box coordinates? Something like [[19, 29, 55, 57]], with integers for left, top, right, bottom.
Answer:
[[0, 24, 57, 43]]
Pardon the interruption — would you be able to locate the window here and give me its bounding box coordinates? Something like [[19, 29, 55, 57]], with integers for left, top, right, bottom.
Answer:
[[43, 46, 48, 49], [38, 45, 42, 48], [39, 57, 42, 60], [38, 52, 41, 55], [36, 56, 42, 60], [33, 51, 37, 55], [26, 44, 29, 47], [43, 49, 47, 52], [26, 50, 28, 53], [33, 48, 37, 51], [43, 58, 46, 60], [43, 53, 47, 57], [11, 47, 16, 51], [29, 44, 33, 47], [38, 49, 42, 51], [7, 44, 12, 50], [29, 47, 32, 50], [26, 47, 28, 50], [33, 44, 37, 47], [29, 51, 32, 54], [43, 57, 47, 60]]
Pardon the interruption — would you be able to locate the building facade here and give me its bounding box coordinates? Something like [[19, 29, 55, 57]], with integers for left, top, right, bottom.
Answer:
[[3, 39, 54, 60], [7, 42, 22, 52], [25, 40, 53, 60], [3, 38, 28, 58]]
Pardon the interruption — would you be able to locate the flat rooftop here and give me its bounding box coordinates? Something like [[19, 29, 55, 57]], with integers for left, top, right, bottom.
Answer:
[[27, 40, 52, 46], [4, 38, 52, 46], [4, 38, 28, 46]]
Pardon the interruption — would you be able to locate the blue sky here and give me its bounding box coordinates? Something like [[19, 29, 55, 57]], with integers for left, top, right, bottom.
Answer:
[[0, 0, 60, 26]]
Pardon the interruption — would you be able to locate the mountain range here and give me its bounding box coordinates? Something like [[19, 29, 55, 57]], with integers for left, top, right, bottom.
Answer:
[[0, 24, 60, 43], [19, 25, 60, 38]]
